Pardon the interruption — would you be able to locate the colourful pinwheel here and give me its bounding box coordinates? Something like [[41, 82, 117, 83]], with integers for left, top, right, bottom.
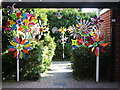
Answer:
[[52, 27, 59, 33], [76, 19, 93, 37], [53, 9, 62, 19], [76, 8, 82, 19], [71, 39, 78, 50], [91, 15, 104, 29], [59, 27, 67, 34], [7, 37, 31, 59], [58, 36, 68, 44], [3, 4, 37, 40], [85, 33, 109, 56], [68, 26, 79, 39]]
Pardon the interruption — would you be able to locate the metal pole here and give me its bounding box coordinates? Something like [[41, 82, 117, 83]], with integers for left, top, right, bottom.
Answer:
[[17, 52, 19, 81], [16, 24, 19, 82], [63, 33, 65, 58], [96, 49, 99, 82], [96, 8, 100, 83]]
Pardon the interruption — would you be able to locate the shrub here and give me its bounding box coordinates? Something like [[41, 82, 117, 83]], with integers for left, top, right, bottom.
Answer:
[[2, 32, 56, 81], [71, 46, 111, 81], [71, 47, 96, 80]]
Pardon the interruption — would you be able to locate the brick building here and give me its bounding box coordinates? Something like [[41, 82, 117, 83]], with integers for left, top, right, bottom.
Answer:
[[100, 8, 120, 81], [100, 9, 111, 43]]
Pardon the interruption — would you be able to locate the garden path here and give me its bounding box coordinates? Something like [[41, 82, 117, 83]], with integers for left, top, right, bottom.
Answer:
[[2, 61, 120, 88]]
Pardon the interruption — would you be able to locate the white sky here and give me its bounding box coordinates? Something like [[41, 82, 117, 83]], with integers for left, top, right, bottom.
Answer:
[[81, 8, 98, 13]]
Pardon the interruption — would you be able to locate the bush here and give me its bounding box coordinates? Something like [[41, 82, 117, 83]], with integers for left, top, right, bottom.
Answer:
[[71, 46, 111, 81], [2, 32, 56, 81], [71, 47, 96, 80]]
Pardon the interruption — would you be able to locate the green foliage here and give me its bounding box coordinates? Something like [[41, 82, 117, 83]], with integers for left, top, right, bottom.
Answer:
[[71, 46, 111, 81], [71, 47, 96, 80], [2, 8, 14, 52], [46, 9, 78, 29]]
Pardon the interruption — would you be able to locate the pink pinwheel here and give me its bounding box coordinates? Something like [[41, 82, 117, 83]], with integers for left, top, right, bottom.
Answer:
[[85, 33, 108, 56], [91, 15, 104, 29]]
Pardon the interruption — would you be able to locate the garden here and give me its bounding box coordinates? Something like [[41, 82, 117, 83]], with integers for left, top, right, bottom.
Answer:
[[2, 4, 111, 82]]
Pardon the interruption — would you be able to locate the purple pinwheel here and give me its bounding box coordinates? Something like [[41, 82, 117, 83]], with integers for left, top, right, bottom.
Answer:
[[91, 15, 104, 29]]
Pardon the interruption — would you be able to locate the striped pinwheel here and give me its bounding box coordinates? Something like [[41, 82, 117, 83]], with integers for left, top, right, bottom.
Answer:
[[52, 27, 59, 33], [76, 19, 93, 37], [7, 37, 31, 59], [85, 33, 108, 56], [68, 25, 79, 39]]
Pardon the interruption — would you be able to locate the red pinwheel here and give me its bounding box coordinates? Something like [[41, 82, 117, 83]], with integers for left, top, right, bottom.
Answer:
[[85, 33, 108, 56]]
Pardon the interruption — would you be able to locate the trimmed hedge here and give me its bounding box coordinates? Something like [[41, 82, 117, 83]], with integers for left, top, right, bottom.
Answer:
[[71, 46, 111, 81]]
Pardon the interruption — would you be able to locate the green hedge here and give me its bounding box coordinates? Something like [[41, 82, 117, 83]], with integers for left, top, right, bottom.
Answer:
[[2, 32, 56, 81], [71, 46, 111, 81]]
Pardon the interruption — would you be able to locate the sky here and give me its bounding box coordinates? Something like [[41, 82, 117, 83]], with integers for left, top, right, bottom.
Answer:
[[81, 8, 98, 13]]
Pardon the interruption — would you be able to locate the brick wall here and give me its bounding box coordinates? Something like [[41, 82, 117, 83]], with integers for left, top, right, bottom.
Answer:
[[100, 8, 120, 81], [100, 10, 111, 43], [114, 8, 120, 81]]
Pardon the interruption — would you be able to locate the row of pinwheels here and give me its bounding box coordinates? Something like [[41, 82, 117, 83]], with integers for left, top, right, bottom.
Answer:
[[3, 4, 49, 59], [51, 13, 108, 56]]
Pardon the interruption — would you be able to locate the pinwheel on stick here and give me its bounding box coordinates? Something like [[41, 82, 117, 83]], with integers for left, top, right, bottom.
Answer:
[[85, 33, 108, 56], [8, 37, 31, 59]]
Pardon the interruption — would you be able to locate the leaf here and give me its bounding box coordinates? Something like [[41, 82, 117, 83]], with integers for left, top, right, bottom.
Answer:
[[10, 42, 17, 46], [20, 52, 23, 59], [22, 52, 26, 59], [91, 47, 95, 52], [7, 46, 14, 48], [94, 47, 99, 56], [10, 14, 16, 18], [85, 43, 90, 47], [21, 39, 26, 45], [11, 24, 16, 30], [24, 41, 29, 45], [16, 12, 21, 18], [14, 51, 17, 58], [4, 28, 12, 31], [22, 49, 29, 54], [24, 47, 32, 50], [15, 37, 20, 43], [100, 43, 109, 47], [18, 26, 22, 31], [88, 45, 93, 48], [24, 44, 30, 47], [9, 20, 16, 25], [8, 48, 16, 51]]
